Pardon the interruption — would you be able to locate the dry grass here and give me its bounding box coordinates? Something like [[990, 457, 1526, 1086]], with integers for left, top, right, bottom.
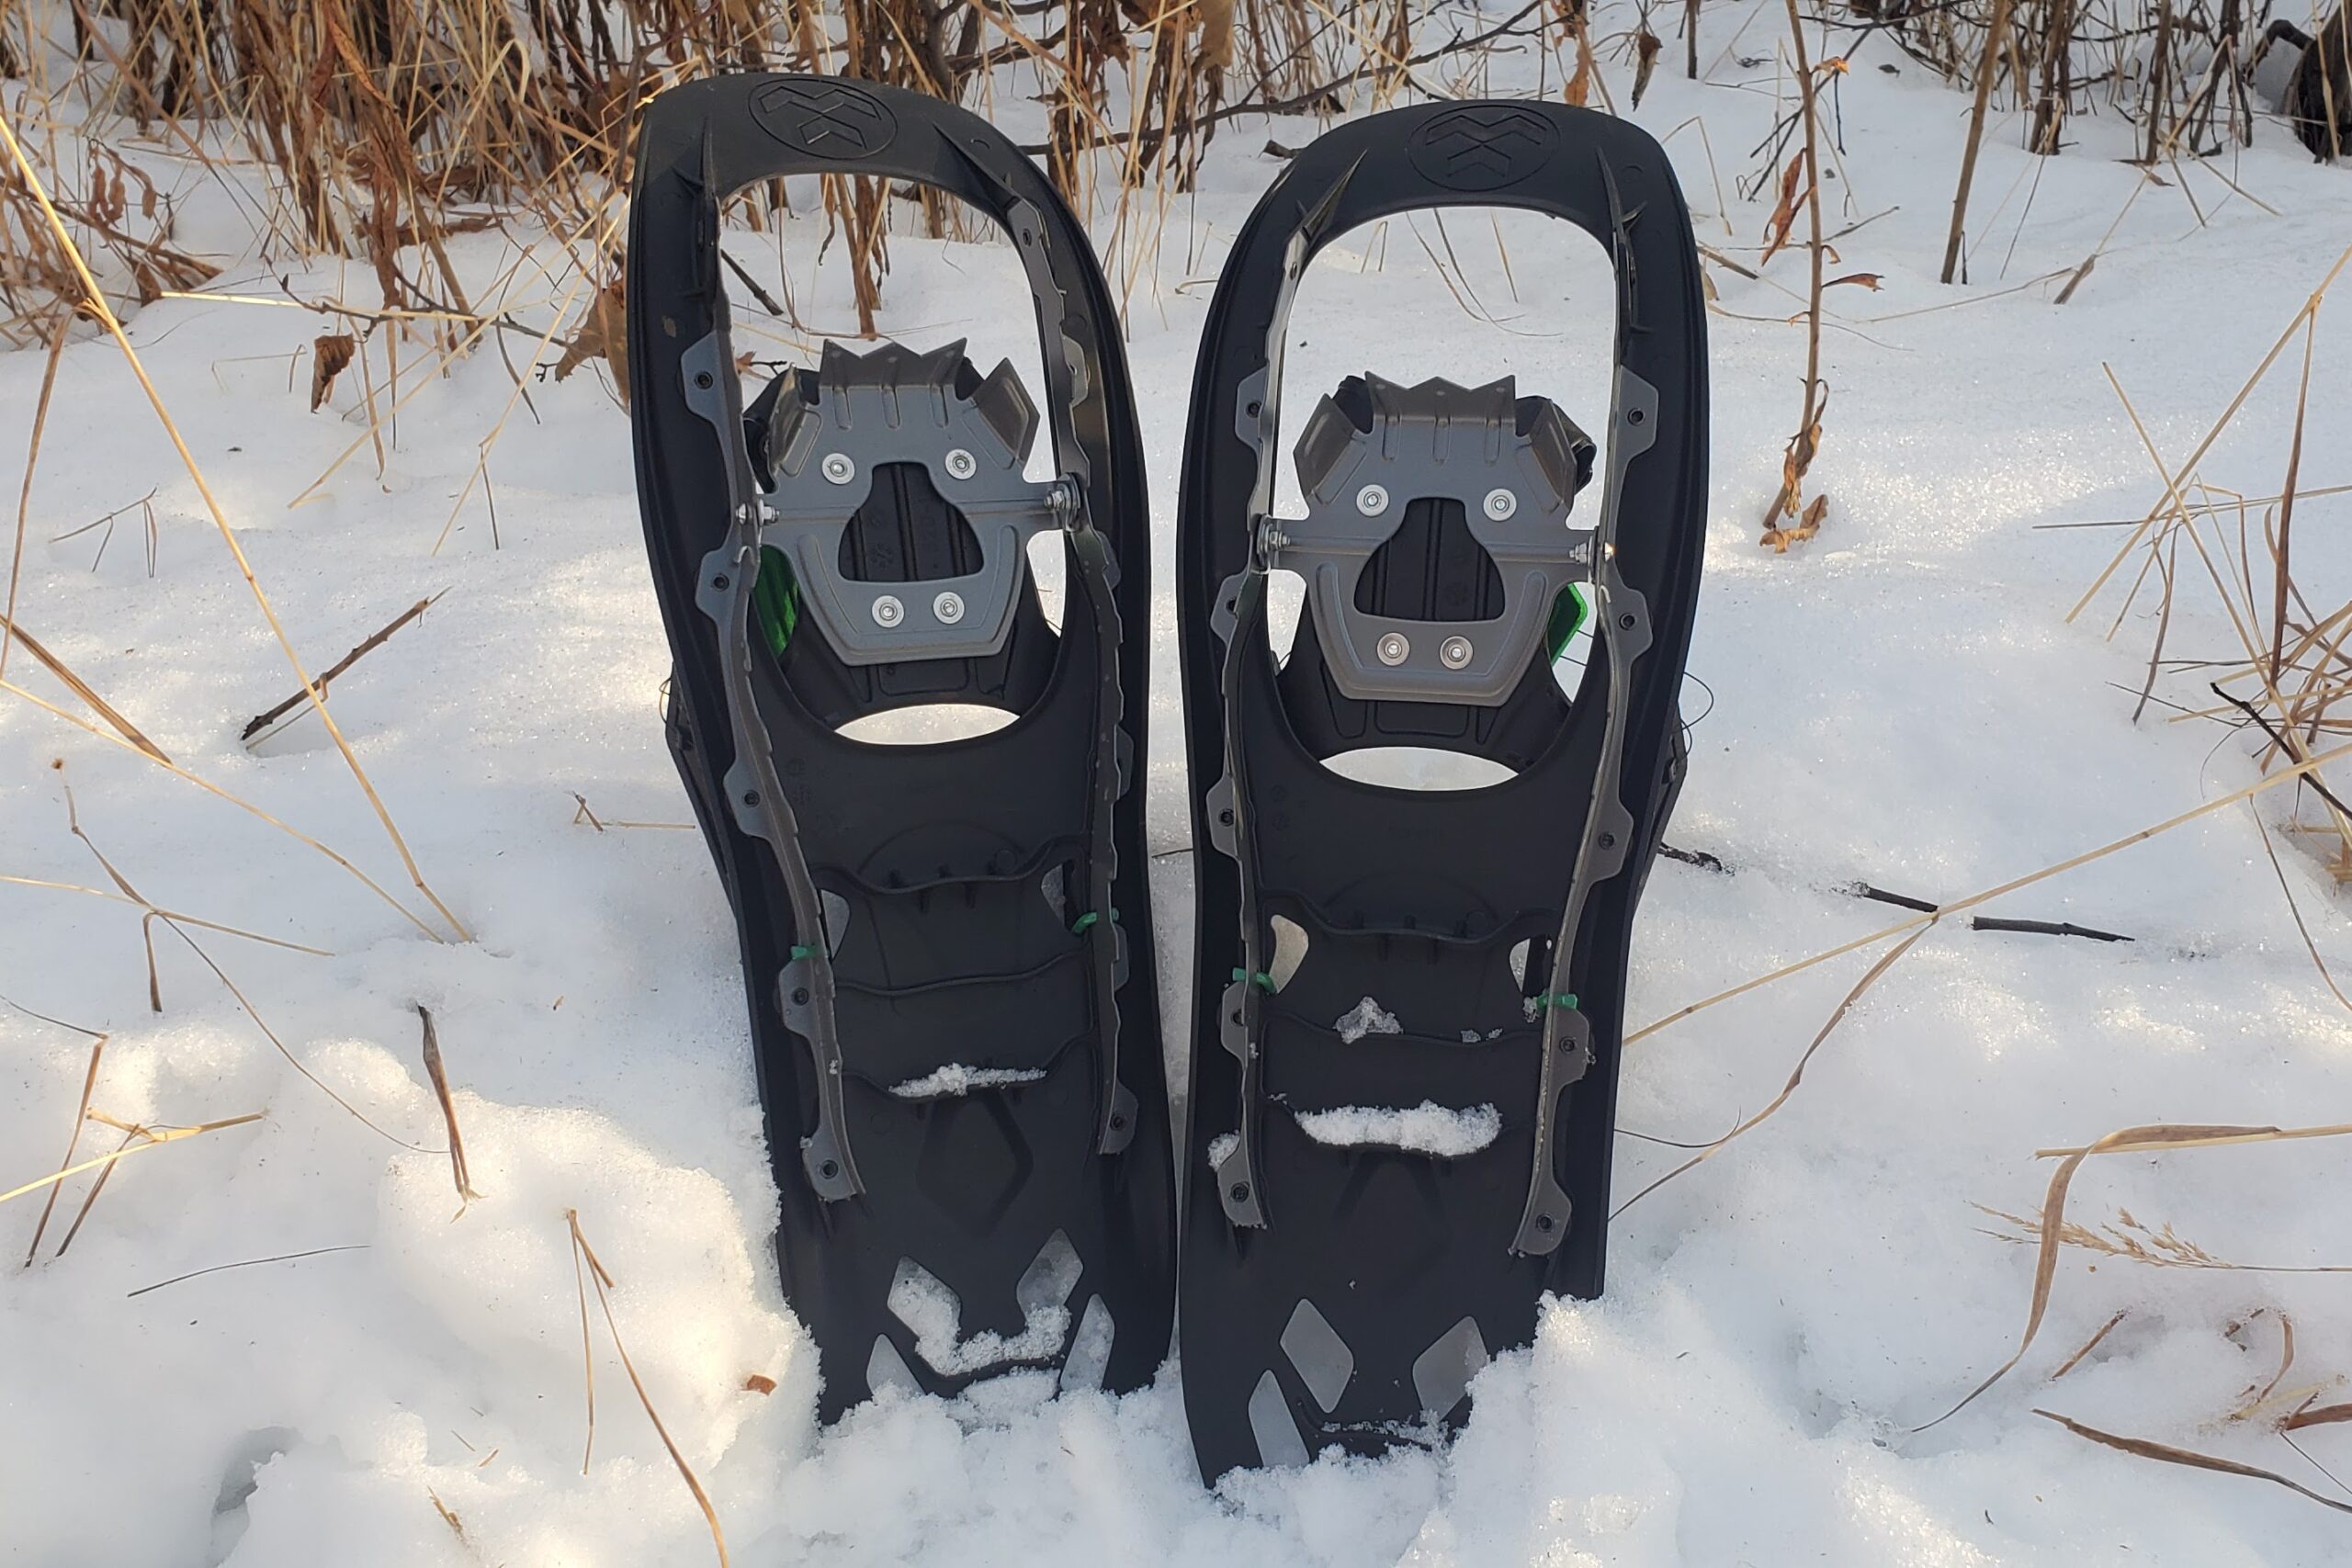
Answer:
[[2075, 246, 2352, 927], [568, 1209, 729, 1567]]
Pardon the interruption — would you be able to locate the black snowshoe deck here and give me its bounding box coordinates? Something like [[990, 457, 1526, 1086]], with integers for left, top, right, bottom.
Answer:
[[1174, 102, 1709, 1478], [628, 76, 1171, 1416]]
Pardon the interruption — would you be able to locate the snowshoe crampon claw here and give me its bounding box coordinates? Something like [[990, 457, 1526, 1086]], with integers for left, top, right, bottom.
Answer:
[[1174, 101, 1709, 1480], [627, 75, 1171, 1419]]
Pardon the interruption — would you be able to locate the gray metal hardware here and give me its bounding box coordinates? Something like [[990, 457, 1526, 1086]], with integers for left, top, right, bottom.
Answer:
[[1511, 363, 1662, 1256], [761, 339, 1064, 665], [1273, 374, 1596, 705]]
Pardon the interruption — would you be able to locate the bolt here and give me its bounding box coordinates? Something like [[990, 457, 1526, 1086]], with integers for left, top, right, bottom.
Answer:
[[711, 574, 729, 591], [1628, 407, 1646, 426], [871, 594, 904, 628], [820, 452, 855, 485], [944, 448, 977, 479], [1356, 483, 1389, 516], [819, 1159, 839, 1179], [1229, 1182, 1251, 1204], [742, 790, 761, 807], [1535, 1213, 1555, 1233], [1376, 631, 1410, 667], [692, 370, 714, 390], [1440, 635, 1473, 670], [933, 591, 965, 625], [1484, 487, 1518, 520]]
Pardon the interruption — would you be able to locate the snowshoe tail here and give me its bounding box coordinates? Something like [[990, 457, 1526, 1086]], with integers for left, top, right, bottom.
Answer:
[[628, 76, 1171, 1415], [1173, 103, 1708, 1477]]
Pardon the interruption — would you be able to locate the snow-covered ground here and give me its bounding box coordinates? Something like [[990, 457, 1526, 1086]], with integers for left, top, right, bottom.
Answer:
[[8, 7, 2352, 1562]]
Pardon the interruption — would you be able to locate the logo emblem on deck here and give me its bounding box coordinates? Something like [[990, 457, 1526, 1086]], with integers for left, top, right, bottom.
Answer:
[[752, 81, 899, 160], [1408, 106, 1555, 191]]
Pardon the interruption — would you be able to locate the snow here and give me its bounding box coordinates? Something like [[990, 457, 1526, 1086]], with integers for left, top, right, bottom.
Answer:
[[885, 1249, 1076, 1377], [1293, 1101, 1503, 1157], [7, 6, 2352, 1562], [888, 1064, 1048, 1100], [1331, 995, 1403, 1043]]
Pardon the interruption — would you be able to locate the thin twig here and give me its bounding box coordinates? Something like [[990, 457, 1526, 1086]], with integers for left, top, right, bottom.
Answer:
[[126, 1244, 367, 1299], [242, 592, 446, 743]]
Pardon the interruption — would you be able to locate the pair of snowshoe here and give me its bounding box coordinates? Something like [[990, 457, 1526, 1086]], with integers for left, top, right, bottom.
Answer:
[[626, 76, 1707, 1482]]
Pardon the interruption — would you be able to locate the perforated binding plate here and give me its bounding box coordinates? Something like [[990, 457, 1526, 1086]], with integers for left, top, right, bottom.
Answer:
[[1278, 374, 1595, 705], [759, 339, 1055, 664]]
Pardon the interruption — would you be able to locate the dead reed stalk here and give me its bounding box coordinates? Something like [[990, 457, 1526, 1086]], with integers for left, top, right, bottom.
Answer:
[[1759, 0, 1828, 549]]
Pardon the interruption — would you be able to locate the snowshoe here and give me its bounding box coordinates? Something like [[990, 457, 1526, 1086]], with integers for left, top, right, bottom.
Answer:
[[1173, 103, 1709, 1477], [627, 76, 1171, 1415]]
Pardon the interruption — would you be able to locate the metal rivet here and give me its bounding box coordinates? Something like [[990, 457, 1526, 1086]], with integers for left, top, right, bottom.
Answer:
[[1535, 1213, 1555, 1232], [1440, 635, 1473, 670], [871, 594, 904, 627], [932, 591, 965, 625], [819, 1159, 839, 1179], [1355, 484, 1389, 516], [1229, 1183, 1250, 1203], [1484, 488, 1518, 520], [692, 370, 714, 389], [944, 448, 977, 479], [821, 453, 855, 485], [1628, 407, 1646, 426], [1376, 631, 1410, 666]]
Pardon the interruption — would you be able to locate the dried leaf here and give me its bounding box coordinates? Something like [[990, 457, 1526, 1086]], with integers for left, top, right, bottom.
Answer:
[[1632, 29, 1663, 109], [417, 1006, 482, 1207], [309, 333, 356, 412], [553, 279, 629, 407], [1760, 152, 1806, 264], [2286, 1400, 2352, 1431], [2037, 1409, 2352, 1515], [2051, 1309, 2128, 1380], [743, 1373, 777, 1394], [1824, 272, 1883, 291], [1198, 0, 1235, 71]]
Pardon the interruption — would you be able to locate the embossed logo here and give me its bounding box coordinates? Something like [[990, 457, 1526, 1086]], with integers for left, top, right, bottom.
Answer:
[[1408, 106, 1555, 191], [750, 80, 899, 160]]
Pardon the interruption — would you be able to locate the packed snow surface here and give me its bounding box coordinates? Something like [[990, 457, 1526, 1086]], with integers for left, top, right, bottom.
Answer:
[[8, 6, 2352, 1563], [1293, 1101, 1503, 1157]]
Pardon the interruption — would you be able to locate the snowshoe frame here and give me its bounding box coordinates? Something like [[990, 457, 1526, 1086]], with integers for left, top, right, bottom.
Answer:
[[628, 76, 1171, 1417], [1174, 102, 1709, 1478]]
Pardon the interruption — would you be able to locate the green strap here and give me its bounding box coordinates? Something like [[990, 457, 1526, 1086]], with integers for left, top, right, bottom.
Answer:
[[1070, 908, 1119, 936], [1533, 991, 1579, 1012], [1545, 584, 1589, 662], [754, 546, 801, 656], [788, 943, 820, 962], [1231, 967, 1275, 993]]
